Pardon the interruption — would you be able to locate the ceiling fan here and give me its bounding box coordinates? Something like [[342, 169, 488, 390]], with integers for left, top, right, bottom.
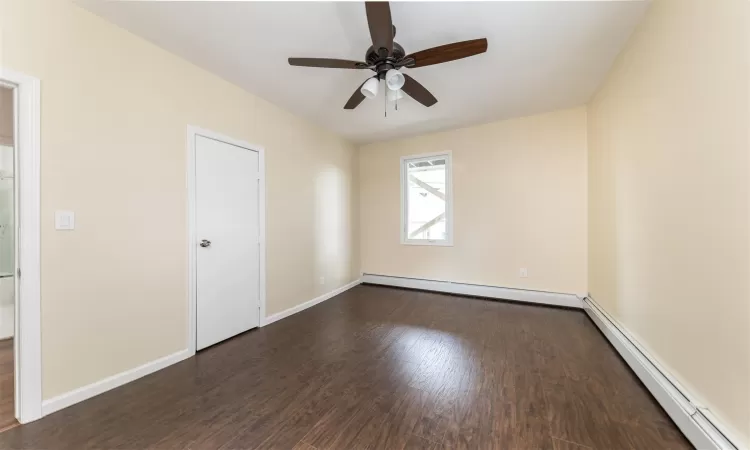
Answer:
[[288, 2, 488, 110]]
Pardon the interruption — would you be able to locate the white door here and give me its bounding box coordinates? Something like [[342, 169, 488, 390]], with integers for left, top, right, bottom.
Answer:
[[196, 135, 260, 350]]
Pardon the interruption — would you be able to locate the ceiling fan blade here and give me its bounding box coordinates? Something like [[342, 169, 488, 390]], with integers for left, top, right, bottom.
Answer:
[[365, 2, 394, 56], [288, 58, 369, 69], [401, 74, 437, 107], [404, 38, 488, 68], [344, 78, 372, 110]]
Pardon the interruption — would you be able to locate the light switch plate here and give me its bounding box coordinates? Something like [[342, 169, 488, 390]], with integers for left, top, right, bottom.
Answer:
[[55, 211, 75, 230], [520, 268, 528, 278]]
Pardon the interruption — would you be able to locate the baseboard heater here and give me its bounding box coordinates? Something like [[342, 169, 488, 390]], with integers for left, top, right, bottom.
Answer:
[[360, 273, 582, 309], [584, 296, 741, 450]]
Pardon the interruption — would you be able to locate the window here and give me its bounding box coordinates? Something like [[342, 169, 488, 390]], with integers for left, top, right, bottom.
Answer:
[[401, 152, 452, 245]]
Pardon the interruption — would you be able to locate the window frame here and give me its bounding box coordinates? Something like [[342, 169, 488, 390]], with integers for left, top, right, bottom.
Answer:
[[400, 151, 453, 246]]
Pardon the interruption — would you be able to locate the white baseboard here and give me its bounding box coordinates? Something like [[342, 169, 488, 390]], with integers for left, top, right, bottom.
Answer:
[[261, 278, 362, 326], [40, 279, 363, 417], [41, 348, 192, 417], [360, 273, 582, 309], [584, 296, 741, 450]]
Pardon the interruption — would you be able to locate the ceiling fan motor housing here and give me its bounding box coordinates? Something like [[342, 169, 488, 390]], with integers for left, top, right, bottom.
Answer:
[[366, 41, 406, 76]]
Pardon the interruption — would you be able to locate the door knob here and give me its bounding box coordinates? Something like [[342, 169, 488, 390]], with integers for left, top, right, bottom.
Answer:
[[200, 239, 211, 248]]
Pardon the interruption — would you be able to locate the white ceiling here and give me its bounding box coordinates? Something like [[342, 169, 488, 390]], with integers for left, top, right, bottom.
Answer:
[[76, 1, 649, 144]]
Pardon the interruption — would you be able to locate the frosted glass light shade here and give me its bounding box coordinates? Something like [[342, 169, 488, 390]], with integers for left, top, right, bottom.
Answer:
[[361, 77, 379, 99], [387, 89, 404, 101], [385, 69, 405, 90]]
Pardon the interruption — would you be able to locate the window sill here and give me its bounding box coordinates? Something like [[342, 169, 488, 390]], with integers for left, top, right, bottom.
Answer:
[[401, 240, 454, 247]]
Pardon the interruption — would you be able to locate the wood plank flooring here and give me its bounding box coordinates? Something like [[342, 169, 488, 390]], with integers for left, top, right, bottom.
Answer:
[[0, 285, 692, 449], [0, 338, 15, 432]]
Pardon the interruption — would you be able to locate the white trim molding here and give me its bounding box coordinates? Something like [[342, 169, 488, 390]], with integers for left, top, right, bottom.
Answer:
[[361, 274, 582, 309], [0, 68, 42, 423], [186, 125, 266, 356], [42, 349, 191, 416], [262, 279, 361, 326], [584, 296, 742, 450]]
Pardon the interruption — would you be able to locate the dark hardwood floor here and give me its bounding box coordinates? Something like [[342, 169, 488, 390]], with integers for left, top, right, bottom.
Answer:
[[0, 285, 691, 449], [0, 338, 15, 433]]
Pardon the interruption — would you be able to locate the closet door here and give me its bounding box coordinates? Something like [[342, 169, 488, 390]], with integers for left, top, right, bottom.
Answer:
[[195, 135, 260, 350]]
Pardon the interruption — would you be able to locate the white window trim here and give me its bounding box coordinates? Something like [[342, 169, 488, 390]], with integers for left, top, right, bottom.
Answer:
[[400, 151, 453, 246]]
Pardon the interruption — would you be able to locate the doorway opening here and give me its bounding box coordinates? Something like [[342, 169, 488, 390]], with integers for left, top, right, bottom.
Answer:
[[0, 84, 17, 431], [0, 68, 42, 426]]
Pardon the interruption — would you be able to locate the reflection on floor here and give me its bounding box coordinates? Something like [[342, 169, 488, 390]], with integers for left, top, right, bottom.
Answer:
[[0, 338, 15, 432], [0, 286, 692, 449]]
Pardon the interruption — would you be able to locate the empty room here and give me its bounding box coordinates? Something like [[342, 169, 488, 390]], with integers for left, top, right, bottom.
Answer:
[[0, 0, 747, 449]]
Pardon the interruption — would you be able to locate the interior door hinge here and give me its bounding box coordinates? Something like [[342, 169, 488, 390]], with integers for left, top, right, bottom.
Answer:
[[16, 268, 20, 278]]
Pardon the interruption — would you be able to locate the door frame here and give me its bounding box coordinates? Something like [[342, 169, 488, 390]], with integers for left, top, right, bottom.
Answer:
[[186, 126, 266, 355], [0, 68, 43, 423]]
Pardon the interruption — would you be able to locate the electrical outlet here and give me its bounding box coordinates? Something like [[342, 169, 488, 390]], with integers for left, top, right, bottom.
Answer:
[[519, 268, 528, 278], [319, 277, 325, 285]]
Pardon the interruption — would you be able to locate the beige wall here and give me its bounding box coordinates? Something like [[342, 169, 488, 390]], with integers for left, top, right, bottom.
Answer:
[[588, 0, 749, 444], [360, 107, 588, 295], [0, 0, 359, 399]]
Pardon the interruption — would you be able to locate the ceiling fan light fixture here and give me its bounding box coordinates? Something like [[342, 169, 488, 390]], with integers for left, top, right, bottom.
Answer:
[[361, 77, 379, 99], [386, 88, 404, 101], [385, 69, 405, 90], [289, 2, 485, 110]]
